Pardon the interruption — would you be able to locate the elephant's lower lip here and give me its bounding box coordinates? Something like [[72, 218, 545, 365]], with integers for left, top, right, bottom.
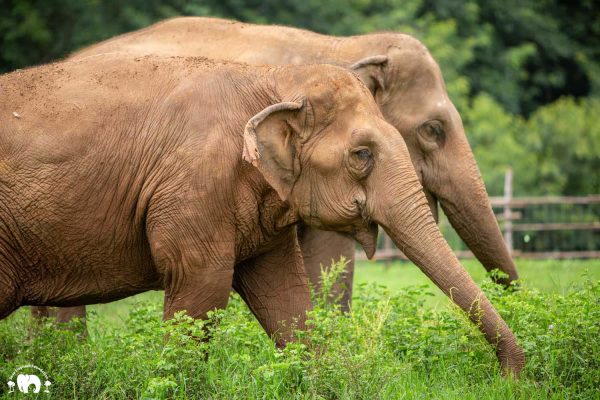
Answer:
[[350, 222, 378, 259]]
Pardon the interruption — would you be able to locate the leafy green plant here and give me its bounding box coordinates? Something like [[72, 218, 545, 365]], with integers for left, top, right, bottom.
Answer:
[[0, 260, 598, 399]]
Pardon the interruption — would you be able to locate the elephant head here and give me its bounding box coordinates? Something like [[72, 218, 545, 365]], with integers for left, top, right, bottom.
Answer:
[[243, 66, 524, 375], [16, 374, 41, 394], [349, 38, 519, 285]]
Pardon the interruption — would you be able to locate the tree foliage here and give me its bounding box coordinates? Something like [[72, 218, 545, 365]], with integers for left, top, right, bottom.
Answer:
[[1, 0, 598, 195]]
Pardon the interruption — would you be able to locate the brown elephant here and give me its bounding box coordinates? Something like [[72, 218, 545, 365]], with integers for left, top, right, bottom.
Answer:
[[61, 17, 519, 315], [1, 54, 523, 374]]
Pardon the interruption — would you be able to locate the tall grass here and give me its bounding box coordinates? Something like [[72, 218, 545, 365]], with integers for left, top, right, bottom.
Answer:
[[0, 260, 598, 399]]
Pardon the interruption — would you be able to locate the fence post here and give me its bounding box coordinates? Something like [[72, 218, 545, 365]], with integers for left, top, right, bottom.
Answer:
[[503, 168, 514, 255]]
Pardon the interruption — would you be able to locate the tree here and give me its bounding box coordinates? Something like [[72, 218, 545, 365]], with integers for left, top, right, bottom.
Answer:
[[1, 0, 598, 196]]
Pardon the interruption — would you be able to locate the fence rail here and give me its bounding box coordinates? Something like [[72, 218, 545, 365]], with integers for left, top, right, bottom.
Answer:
[[357, 169, 600, 261]]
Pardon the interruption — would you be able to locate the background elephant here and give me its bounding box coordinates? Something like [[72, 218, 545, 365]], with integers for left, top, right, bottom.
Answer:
[[17, 374, 41, 393], [53, 17, 519, 319], [1, 54, 523, 374]]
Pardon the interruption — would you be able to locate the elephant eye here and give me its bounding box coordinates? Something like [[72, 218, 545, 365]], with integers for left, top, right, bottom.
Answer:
[[426, 122, 443, 140], [355, 148, 372, 160], [348, 147, 374, 179], [418, 120, 445, 151]]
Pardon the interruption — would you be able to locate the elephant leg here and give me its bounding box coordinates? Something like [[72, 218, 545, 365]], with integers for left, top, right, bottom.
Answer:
[[0, 277, 19, 320], [30, 306, 52, 319], [29, 306, 87, 338], [233, 229, 311, 347], [298, 224, 355, 312], [57, 306, 88, 338], [147, 219, 235, 321], [146, 185, 239, 322], [56, 306, 87, 323], [31, 306, 86, 323], [162, 266, 234, 321]]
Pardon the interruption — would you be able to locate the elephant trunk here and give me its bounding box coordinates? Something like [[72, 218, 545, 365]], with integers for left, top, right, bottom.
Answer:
[[438, 158, 519, 286], [371, 161, 524, 375]]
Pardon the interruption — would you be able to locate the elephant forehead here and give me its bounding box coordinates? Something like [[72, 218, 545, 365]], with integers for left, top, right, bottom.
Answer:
[[303, 72, 376, 111], [305, 134, 346, 173]]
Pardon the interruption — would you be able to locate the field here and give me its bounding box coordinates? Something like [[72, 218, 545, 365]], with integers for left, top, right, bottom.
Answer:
[[1, 259, 599, 399]]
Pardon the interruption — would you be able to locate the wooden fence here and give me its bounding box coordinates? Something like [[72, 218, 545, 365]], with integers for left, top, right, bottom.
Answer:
[[357, 169, 600, 260]]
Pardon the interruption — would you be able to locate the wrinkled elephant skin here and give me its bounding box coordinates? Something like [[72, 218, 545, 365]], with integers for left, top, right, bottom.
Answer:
[[1, 54, 524, 375], [68, 17, 519, 313]]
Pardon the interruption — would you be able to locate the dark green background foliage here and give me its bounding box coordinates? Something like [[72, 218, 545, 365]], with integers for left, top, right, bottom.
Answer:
[[1, 0, 599, 196]]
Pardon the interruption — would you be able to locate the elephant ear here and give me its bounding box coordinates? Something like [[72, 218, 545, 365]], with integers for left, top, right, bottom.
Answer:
[[242, 99, 312, 200], [349, 55, 388, 96]]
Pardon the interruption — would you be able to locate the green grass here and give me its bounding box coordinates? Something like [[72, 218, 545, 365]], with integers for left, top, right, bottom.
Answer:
[[86, 258, 600, 327], [1, 259, 599, 399], [355, 258, 600, 307]]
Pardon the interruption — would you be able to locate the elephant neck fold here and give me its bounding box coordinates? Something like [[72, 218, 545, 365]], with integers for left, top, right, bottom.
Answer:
[[233, 175, 299, 261]]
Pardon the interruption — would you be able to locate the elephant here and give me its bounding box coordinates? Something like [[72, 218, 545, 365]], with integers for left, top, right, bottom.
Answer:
[[17, 374, 41, 393], [60, 17, 520, 314], [0, 54, 524, 374]]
